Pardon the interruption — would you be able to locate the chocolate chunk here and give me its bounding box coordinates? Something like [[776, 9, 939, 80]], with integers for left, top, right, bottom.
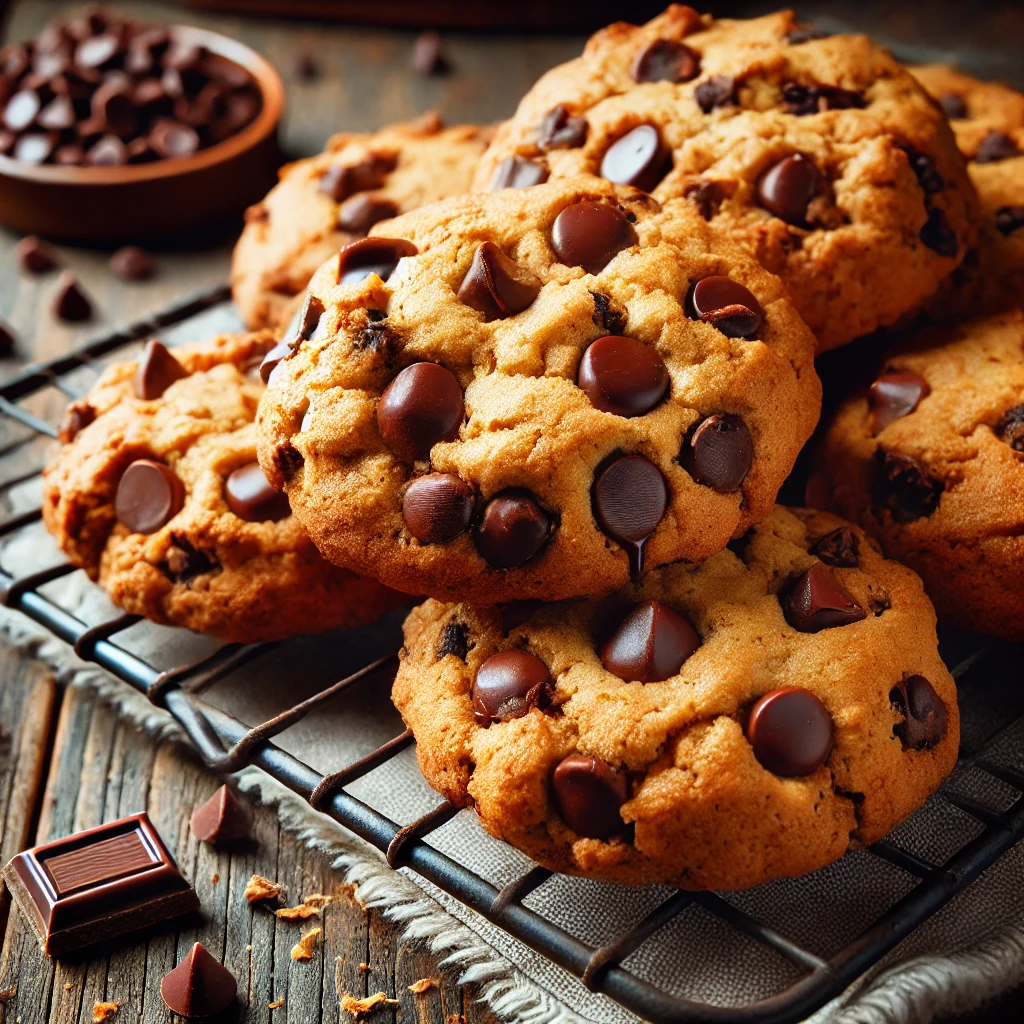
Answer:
[[472, 650, 553, 725], [337, 192, 399, 234], [783, 561, 866, 632], [873, 448, 943, 522], [258, 340, 291, 384], [746, 687, 833, 776], [600, 124, 670, 193], [285, 292, 326, 347], [337, 236, 417, 285], [695, 75, 736, 113], [109, 245, 154, 280], [868, 370, 929, 433], [592, 453, 666, 580], [225, 462, 290, 522], [997, 404, 1024, 452], [976, 130, 1019, 163], [319, 153, 396, 202], [489, 155, 549, 191], [474, 490, 551, 569], [681, 414, 753, 492], [412, 30, 448, 75], [631, 38, 700, 83], [590, 291, 626, 334], [377, 362, 463, 463], [996, 205, 1024, 236], [811, 526, 858, 568], [551, 753, 628, 840], [15, 235, 58, 274], [161, 535, 216, 582], [115, 459, 185, 534], [190, 785, 251, 845], [58, 402, 95, 443], [457, 241, 542, 321], [938, 92, 968, 119], [403, 473, 474, 543], [52, 272, 92, 321], [903, 146, 944, 195], [536, 104, 587, 151], [601, 600, 700, 683], [781, 81, 865, 115], [756, 153, 819, 225], [148, 117, 199, 158], [577, 335, 668, 416], [1, 812, 200, 956], [687, 276, 763, 338], [3, 90, 40, 131], [785, 25, 830, 44], [551, 200, 638, 275], [890, 675, 947, 750], [919, 207, 958, 257], [437, 621, 469, 661], [161, 942, 237, 1018], [684, 179, 729, 220], [134, 339, 187, 400]]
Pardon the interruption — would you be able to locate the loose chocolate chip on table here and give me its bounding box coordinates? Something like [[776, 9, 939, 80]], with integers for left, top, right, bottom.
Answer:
[[695, 75, 736, 113], [590, 291, 626, 335], [472, 649, 553, 725], [996, 205, 1024, 236], [687, 276, 764, 338], [552, 753, 629, 840], [225, 462, 290, 522], [631, 38, 700, 83], [592, 453, 667, 581], [781, 81, 865, 115], [295, 51, 319, 81], [437, 620, 469, 661], [975, 130, 1019, 163], [756, 153, 819, 225], [161, 942, 236, 1018], [601, 600, 700, 683], [600, 124, 670, 193], [412, 30, 448, 76], [489, 155, 549, 191], [337, 192, 399, 234], [997, 404, 1024, 452], [919, 208, 958, 258], [784, 561, 866, 632], [457, 241, 542, 321], [551, 200, 638, 275], [474, 490, 551, 569], [577, 335, 668, 417], [52, 272, 92, 321], [115, 459, 185, 534], [873, 448, 944, 522], [890, 675, 947, 750], [681, 414, 753, 492], [403, 473, 474, 544], [536, 104, 587, 151], [0, 321, 15, 358], [746, 687, 833, 776], [811, 526, 859, 568], [110, 244, 155, 280], [377, 362, 463, 463], [319, 154, 396, 202], [190, 784, 251, 844], [868, 370, 930, 433], [337, 236, 417, 285], [15, 235, 58, 274], [134, 339, 188, 400], [684, 179, 730, 220]]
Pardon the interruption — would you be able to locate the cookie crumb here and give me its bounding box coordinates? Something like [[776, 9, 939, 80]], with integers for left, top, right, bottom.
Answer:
[[93, 1002, 119, 1023], [211, 873, 220, 885], [275, 893, 332, 919], [0, 986, 15, 1002], [407, 978, 437, 994], [358, 962, 370, 972], [268, 996, 285, 1009], [340, 992, 399, 1019], [290, 927, 321, 961], [64, 983, 73, 991], [244, 874, 284, 903]]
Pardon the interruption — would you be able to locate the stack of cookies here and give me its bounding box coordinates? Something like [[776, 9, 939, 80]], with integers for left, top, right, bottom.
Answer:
[[45, 5, 1024, 891]]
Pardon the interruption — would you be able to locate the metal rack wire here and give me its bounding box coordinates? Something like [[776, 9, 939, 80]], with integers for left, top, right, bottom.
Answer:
[[0, 288, 1021, 1024]]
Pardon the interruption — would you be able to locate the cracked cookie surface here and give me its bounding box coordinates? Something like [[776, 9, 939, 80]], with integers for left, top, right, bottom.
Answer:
[[256, 176, 820, 604], [473, 6, 977, 352], [393, 505, 958, 890], [43, 332, 404, 642], [811, 309, 1024, 641]]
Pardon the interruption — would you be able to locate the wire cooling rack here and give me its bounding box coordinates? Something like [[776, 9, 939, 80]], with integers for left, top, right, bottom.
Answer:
[[0, 287, 1021, 1024]]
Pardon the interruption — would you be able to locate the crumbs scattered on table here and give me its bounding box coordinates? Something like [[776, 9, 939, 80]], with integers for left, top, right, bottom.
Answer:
[[269, 996, 285, 1009], [211, 873, 220, 884], [340, 992, 400, 1019], [408, 978, 437, 994], [244, 874, 284, 903], [276, 893, 332, 919], [290, 927, 321, 961], [0, 986, 15, 1002], [92, 1001, 119, 1023]]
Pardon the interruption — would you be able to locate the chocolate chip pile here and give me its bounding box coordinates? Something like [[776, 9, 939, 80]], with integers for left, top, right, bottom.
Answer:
[[0, 6, 261, 166]]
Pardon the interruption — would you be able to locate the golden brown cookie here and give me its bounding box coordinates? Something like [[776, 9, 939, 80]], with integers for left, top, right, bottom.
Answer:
[[394, 506, 958, 890], [256, 176, 821, 604], [473, 6, 978, 352], [43, 332, 404, 642], [810, 309, 1024, 641]]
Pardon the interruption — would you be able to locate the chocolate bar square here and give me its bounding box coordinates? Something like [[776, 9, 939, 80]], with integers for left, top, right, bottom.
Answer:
[[2, 812, 200, 956]]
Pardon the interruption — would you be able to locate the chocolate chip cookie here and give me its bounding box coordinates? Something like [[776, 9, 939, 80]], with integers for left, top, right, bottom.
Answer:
[[231, 114, 490, 331], [393, 505, 958, 890], [256, 176, 821, 604], [43, 332, 404, 642], [472, 6, 977, 352], [810, 309, 1024, 641]]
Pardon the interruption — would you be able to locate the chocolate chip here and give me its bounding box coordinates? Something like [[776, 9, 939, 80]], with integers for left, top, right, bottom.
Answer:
[[295, 51, 318, 81], [903, 146, 944, 195], [488, 155, 549, 191], [15, 235, 58, 274], [91, 79, 138, 137], [781, 81, 865, 115], [592, 453, 666, 580], [873, 449, 943, 522], [161, 943, 236, 1019], [437, 620, 469, 661], [681, 414, 753, 492], [938, 92, 968, 119], [3, 90, 40, 131], [377, 362, 463, 463], [687, 276, 763, 338], [14, 133, 57, 164], [86, 133, 128, 165], [785, 25, 830, 44], [472, 650, 553, 726], [631, 38, 700, 83], [474, 490, 551, 569], [357, 313, 394, 355], [116, 459, 185, 534], [58, 402, 95, 443], [403, 473, 474, 543], [275, 441, 303, 481], [190, 784, 250, 845], [868, 370, 929, 433], [997, 404, 1024, 452], [337, 236, 417, 285], [53, 143, 85, 165], [319, 153, 397, 202], [38, 94, 75, 130], [919, 207, 958, 257], [52, 272, 92, 321], [134, 339, 187, 400], [600, 124, 670, 193], [551, 753, 629, 840], [590, 291, 626, 335], [783, 562, 866, 632], [746, 687, 833, 776], [756, 153, 819, 225], [457, 242, 542, 321], [148, 117, 199, 158], [577, 335, 668, 417], [601, 600, 700, 683], [684, 179, 729, 220], [536, 104, 587, 152], [258, 341, 291, 384], [109, 245, 155, 280], [75, 33, 119, 70], [551, 200, 638, 275], [695, 75, 736, 113], [975, 130, 1019, 163], [284, 293, 326, 351], [811, 526, 858, 568], [890, 675, 947, 750], [412, 30, 448, 75], [224, 462, 290, 522], [337, 192, 399, 234], [996, 205, 1024, 236], [161, 534, 215, 581]]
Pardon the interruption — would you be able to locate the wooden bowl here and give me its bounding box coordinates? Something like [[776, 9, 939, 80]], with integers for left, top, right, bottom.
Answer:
[[0, 26, 283, 245]]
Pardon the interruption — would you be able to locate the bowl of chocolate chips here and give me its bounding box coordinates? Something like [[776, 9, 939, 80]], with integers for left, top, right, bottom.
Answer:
[[0, 6, 283, 242]]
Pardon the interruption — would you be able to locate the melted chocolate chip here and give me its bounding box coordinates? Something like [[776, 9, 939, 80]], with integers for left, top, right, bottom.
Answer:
[[600, 124, 670, 193], [684, 179, 729, 220], [873, 449, 944, 522], [457, 242, 542, 321], [474, 490, 551, 569], [631, 38, 700, 83], [695, 75, 736, 113], [259, 293, 325, 382], [337, 192, 399, 234], [938, 92, 968, 119], [919, 207, 958, 258], [161, 534, 216, 582], [403, 473, 474, 543], [437, 621, 469, 661], [551, 201, 638, 275], [601, 600, 700, 683], [536, 104, 587, 151], [472, 650, 553, 725], [681, 414, 753, 492], [319, 153, 396, 202], [997, 404, 1024, 452], [489, 155, 549, 191], [890, 675, 947, 750], [577, 335, 668, 417], [811, 526, 858, 568], [688, 276, 764, 338], [134, 339, 187, 400], [783, 561, 866, 632], [551, 753, 629, 840], [224, 462, 290, 522], [590, 291, 626, 334], [868, 370, 930, 433], [337, 236, 417, 285], [903, 146, 945, 195], [377, 362, 464, 463], [996, 205, 1024, 236], [781, 81, 865, 115], [756, 153, 819, 225], [976, 130, 1019, 164], [746, 687, 833, 776], [115, 459, 185, 534], [592, 453, 667, 581], [58, 402, 95, 443]]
